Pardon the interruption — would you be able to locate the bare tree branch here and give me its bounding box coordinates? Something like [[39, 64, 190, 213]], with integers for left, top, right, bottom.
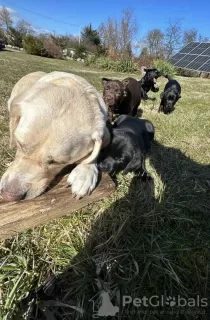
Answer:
[[164, 19, 183, 58], [145, 29, 165, 58], [98, 8, 138, 58], [0, 6, 13, 32]]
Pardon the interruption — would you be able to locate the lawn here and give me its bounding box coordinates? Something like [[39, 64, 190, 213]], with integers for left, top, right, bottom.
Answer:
[[0, 50, 210, 319]]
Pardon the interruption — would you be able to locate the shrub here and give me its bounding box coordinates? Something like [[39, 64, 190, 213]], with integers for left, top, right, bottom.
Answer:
[[137, 56, 154, 69], [116, 59, 138, 73], [43, 39, 63, 59], [84, 56, 115, 70], [84, 42, 97, 54], [96, 57, 116, 70], [153, 59, 177, 76], [74, 43, 87, 59], [96, 44, 107, 57], [84, 54, 97, 66], [84, 56, 138, 73], [23, 35, 46, 56], [176, 68, 200, 78]]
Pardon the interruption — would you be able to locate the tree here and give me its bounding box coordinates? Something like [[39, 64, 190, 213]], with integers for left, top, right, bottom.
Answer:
[[98, 8, 138, 58], [8, 26, 22, 47], [145, 29, 165, 58], [164, 20, 182, 58], [183, 28, 198, 46], [198, 34, 209, 43], [7, 19, 33, 47], [98, 18, 118, 54], [16, 19, 34, 38], [81, 24, 101, 46], [0, 27, 7, 43], [140, 47, 148, 57], [118, 8, 138, 57], [50, 35, 74, 50], [0, 6, 13, 32]]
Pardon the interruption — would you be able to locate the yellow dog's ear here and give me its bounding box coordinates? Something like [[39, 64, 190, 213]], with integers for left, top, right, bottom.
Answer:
[[9, 102, 21, 149]]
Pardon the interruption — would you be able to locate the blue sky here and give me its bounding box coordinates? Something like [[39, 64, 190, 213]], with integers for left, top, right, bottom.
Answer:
[[0, 0, 210, 41]]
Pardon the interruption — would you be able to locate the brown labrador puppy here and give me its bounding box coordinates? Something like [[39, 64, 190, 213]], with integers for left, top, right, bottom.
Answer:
[[102, 77, 141, 121]]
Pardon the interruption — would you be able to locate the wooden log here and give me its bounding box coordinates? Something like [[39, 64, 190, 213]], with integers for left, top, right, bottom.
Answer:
[[0, 173, 116, 240]]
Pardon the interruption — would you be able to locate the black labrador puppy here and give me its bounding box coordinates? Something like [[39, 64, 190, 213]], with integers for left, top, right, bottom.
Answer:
[[158, 75, 181, 114], [98, 115, 155, 180], [139, 68, 162, 101]]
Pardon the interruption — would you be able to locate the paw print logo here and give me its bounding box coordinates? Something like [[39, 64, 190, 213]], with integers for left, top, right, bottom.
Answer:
[[165, 296, 176, 307]]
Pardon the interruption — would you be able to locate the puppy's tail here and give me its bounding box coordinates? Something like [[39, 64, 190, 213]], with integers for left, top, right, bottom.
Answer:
[[165, 74, 173, 81]]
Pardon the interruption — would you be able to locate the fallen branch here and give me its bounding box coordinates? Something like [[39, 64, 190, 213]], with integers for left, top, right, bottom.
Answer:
[[0, 173, 116, 240]]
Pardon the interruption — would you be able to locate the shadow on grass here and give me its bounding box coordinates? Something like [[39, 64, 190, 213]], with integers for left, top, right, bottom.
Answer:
[[19, 141, 210, 320]]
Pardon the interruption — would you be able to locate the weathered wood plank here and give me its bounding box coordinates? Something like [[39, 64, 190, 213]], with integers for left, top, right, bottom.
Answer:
[[0, 173, 116, 240]]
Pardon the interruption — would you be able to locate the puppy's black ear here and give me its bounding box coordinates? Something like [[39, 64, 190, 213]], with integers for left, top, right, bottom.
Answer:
[[145, 68, 155, 72], [101, 78, 110, 87]]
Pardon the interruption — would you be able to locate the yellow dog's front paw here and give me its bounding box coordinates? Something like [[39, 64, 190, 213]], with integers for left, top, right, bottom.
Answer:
[[67, 163, 98, 199]]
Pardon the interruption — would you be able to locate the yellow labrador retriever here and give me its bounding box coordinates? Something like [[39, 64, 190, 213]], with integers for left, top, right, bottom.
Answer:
[[0, 71, 110, 201]]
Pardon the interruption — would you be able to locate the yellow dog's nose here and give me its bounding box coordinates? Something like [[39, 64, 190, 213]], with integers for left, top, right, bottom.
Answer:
[[0, 178, 30, 201]]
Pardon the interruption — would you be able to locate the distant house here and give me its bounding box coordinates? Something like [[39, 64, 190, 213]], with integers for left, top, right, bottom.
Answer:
[[0, 38, 5, 50]]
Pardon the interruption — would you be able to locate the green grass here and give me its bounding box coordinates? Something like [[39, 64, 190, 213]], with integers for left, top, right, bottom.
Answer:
[[0, 50, 210, 319]]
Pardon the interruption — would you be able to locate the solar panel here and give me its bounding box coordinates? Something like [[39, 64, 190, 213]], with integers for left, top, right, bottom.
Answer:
[[173, 54, 195, 67], [190, 43, 210, 55], [169, 42, 210, 73], [199, 63, 210, 72], [178, 42, 199, 54], [170, 53, 185, 64], [202, 47, 210, 55], [186, 55, 210, 70], [197, 43, 210, 49]]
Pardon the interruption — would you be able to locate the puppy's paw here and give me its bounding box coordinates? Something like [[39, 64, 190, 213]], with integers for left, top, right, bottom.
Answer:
[[67, 163, 98, 199]]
